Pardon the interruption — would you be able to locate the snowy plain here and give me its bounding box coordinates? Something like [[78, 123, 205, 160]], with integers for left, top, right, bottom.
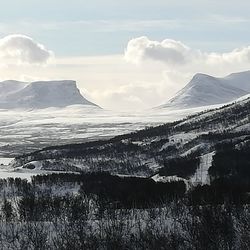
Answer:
[[0, 104, 221, 157], [0, 102, 224, 180]]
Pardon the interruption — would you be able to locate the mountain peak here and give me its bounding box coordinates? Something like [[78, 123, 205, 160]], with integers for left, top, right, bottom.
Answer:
[[189, 73, 218, 87], [158, 70, 250, 109], [192, 73, 214, 80]]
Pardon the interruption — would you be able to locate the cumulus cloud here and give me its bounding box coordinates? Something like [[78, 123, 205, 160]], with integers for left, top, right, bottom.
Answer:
[[125, 36, 250, 68], [125, 36, 194, 65], [0, 34, 53, 65]]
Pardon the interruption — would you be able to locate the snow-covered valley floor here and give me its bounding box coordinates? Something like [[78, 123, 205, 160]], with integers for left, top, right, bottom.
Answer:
[[0, 104, 220, 157], [0, 103, 225, 180]]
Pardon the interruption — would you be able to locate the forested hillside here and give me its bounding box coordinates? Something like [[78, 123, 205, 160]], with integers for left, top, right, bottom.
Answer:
[[12, 96, 250, 181]]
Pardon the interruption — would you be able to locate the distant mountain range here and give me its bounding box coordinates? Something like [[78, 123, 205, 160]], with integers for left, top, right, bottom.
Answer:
[[1, 70, 250, 110], [0, 80, 99, 109], [158, 70, 250, 109]]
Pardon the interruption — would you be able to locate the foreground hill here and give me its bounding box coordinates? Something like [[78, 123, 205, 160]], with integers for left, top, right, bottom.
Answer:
[[0, 80, 99, 109], [158, 70, 250, 109], [12, 94, 250, 187]]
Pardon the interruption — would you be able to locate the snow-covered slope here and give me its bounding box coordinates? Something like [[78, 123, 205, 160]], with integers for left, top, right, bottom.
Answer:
[[11, 94, 250, 178], [0, 80, 99, 109], [0, 80, 28, 97], [159, 71, 250, 109], [224, 70, 250, 91]]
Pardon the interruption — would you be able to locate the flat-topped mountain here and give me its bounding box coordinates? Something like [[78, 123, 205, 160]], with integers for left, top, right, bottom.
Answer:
[[0, 80, 99, 109]]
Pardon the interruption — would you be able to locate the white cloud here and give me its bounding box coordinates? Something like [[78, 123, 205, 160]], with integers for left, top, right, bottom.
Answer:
[[125, 36, 195, 65], [125, 36, 250, 69], [90, 71, 188, 111], [0, 34, 53, 65]]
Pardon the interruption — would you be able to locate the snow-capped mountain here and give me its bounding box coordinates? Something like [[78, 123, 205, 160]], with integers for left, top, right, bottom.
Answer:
[[0, 80, 99, 109], [158, 70, 250, 109]]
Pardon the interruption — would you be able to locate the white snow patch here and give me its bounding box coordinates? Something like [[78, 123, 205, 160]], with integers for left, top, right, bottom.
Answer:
[[189, 152, 215, 186], [0, 158, 14, 165], [160, 132, 199, 151], [143, 160, 161, 171], [0, 165, 36, 181], [22, 161, 43, 170], [152, 174, 186, 183]]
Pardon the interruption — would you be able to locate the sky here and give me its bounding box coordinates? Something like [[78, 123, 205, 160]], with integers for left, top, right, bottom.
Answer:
[[0, 0, 250, 110]]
